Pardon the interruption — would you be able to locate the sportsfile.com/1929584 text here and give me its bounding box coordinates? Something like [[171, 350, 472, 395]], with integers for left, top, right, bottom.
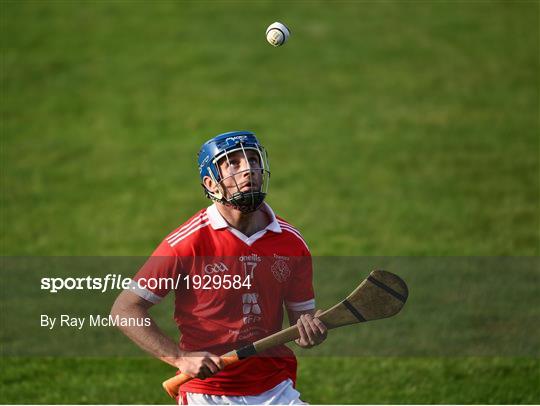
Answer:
[[40, 273, 251, 293]]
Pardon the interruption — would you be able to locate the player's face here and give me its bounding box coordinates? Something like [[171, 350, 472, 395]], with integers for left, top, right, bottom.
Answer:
[[217, 150, 262, 196]]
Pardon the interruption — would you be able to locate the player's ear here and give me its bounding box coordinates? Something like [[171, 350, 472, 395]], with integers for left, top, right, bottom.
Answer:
[[203, 176, 219, 195]]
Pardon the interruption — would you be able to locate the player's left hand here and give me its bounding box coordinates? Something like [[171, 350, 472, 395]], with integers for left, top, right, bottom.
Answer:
[[295, 310, 327, 349]]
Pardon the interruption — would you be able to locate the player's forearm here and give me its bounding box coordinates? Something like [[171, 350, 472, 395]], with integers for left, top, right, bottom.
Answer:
[[110, 299, 182, 368]]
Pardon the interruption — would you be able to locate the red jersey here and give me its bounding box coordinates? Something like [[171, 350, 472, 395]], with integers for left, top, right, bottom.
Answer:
[[131, 203, 315, 396]]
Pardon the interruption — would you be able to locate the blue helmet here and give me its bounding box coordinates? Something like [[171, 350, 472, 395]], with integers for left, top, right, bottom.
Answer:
[[197, 131, 270, 212]]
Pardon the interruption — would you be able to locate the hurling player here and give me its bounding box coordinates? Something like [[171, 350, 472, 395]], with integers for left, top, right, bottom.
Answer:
[[111, 131, 327, 404]]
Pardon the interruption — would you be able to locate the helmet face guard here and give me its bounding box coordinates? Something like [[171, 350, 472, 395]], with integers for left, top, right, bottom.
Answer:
[[198, 131, 271, 213]]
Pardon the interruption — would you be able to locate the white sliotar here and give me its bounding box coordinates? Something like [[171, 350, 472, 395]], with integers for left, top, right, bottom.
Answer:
[[266, 21, 290, 47]]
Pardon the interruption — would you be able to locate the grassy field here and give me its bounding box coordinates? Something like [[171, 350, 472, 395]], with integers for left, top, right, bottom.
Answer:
[[1, 357, 538, 404], [1, 0, 539, 404]]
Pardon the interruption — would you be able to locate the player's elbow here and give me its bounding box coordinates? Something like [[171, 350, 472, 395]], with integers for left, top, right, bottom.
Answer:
[[109, 293, 135, 334]]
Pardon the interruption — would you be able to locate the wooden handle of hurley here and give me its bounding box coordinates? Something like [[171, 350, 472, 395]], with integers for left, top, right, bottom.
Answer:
[[162, 325, 301, 398], [162, 354, 240, 398]]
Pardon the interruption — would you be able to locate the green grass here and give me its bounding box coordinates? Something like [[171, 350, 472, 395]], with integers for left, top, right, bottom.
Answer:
[[297, 357, 540, 404], [1, 357, 538, 404], [1, 0, 539, 404]]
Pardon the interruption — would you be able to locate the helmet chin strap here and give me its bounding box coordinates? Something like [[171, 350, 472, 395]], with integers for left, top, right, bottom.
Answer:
[[203, 184, 266, 213], [212, 164, 268, 212]]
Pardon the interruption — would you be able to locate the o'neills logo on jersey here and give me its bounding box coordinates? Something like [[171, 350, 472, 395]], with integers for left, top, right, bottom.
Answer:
[[271, 254, 291, 283], [239, 254, 261, 263]]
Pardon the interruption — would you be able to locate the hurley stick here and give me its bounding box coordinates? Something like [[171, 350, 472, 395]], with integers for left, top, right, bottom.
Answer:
[[163, 269, 408, 398]]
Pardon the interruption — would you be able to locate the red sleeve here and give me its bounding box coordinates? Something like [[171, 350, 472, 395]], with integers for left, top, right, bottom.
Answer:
[[284, 251, 315, 311], [130, 239, 182, 303]]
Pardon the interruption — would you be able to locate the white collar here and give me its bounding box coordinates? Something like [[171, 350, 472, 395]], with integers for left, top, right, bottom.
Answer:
[[206, 202, 282, 233]]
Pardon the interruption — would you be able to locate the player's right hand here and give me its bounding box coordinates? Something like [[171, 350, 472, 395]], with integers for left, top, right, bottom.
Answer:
[[176, 351, 224, 380]]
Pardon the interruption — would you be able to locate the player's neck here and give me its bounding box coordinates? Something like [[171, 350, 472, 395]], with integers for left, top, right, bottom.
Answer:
[[215, 203, 270, 237]]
